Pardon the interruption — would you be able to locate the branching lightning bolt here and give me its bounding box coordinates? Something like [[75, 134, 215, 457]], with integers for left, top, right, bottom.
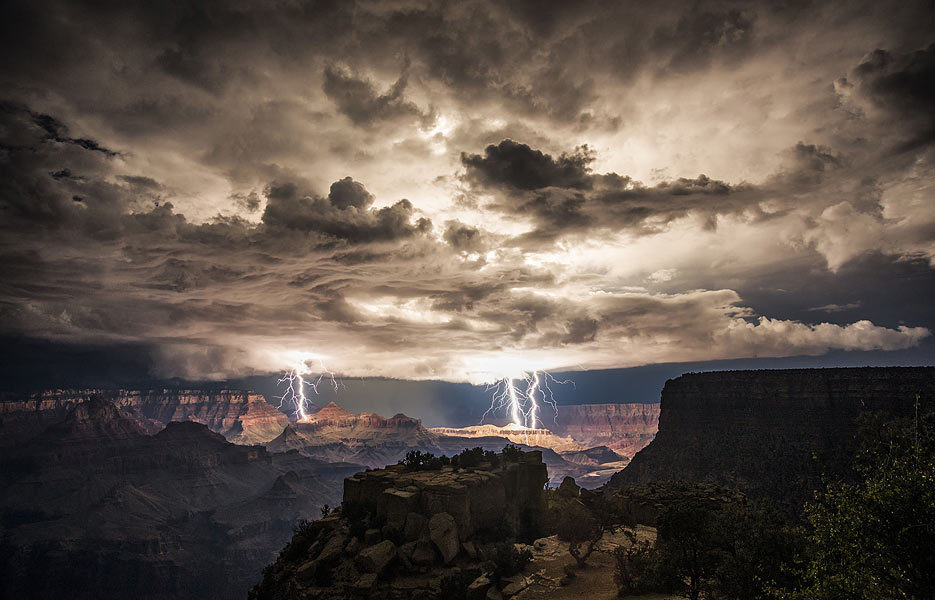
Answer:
[[277, 357, 339, 421], [481, 370, 574, 435]]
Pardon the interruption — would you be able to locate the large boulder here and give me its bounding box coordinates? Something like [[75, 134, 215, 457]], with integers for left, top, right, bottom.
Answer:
[[356, 539, 397, 575], [428, 512, 460, 564], [318, 533, 346, 563]]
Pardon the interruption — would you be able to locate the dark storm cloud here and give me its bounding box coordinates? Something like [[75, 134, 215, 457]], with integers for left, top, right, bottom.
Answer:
[[0, 0, 933, 383], [461, 140, 751, 242], [262, 177, 431, 243], [837, 43, 935, 150], [323, 63, 432, 128], [460, 140, 593, 191]]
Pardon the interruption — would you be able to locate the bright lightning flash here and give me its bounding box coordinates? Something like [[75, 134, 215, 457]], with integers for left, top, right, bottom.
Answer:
[[482, 371, 574, 431], [277, 356, 339, 421]]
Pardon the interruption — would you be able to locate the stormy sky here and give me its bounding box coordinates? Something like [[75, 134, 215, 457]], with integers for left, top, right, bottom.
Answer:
[[1, 0, 933, 386]]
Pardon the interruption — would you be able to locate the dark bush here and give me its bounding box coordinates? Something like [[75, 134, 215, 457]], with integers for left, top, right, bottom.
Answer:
[[456, 447, 485, 468], [502, 444, 524, 462], [490, 542, 532, 581], [400, 450, 450, 471]]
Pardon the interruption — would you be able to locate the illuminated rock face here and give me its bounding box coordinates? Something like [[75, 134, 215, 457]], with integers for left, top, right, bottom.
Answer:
[[549, 403, 660, 459], [0, 388, 289, 445], [609, 367, 935, 506], [428, 423, 587, 453]]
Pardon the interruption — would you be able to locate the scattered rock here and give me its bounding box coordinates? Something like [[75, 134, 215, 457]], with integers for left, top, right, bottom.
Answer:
[[500, 574, 528, 597], [462, 540, 477, 559], [356, 539, 397, 575], [467, 575, 492, 600], [353, 573, 378, 591], [344, 537, 361, 556], [411, 538, 437, 566], [533, 538, 548, 550], [381, 523, 401, 542], [364, 528, 382, 545], [428, 512, 460, 564], [295, 559, 318, 582], [486, 586, 504, 600], [318, 533, 346, 563]]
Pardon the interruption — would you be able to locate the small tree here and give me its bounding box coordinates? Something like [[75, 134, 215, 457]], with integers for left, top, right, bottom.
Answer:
[[652, 501, 720, 600], [796, 406, 935, 600], [553, 493, 624, 568]]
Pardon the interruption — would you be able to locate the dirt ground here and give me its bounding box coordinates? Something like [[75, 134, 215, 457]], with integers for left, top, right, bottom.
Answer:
[[512, 527, 678, 600]]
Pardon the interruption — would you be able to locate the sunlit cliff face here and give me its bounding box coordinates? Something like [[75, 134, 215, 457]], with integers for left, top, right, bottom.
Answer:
[[0, 1, 933, 383]]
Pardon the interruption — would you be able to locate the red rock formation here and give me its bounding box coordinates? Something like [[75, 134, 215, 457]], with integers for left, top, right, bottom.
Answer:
[[549, 403, 660, 458], [0, 388, 289, 445]]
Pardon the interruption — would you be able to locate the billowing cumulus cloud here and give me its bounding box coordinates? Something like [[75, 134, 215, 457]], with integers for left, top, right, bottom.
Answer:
[[0, 0, 932, 384]]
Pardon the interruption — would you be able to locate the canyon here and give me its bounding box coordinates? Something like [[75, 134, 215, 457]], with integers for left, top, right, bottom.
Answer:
[[0, 397, 360, 600], [265, 401, 652, 487], [0, 387, 662, 598], [0, 388, 290, 445]]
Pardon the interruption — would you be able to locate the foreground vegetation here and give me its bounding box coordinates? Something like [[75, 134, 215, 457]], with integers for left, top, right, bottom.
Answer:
[[553, 406, 934, 599]]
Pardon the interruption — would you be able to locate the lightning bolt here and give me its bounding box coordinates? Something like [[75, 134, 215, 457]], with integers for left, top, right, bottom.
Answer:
[[277, 356, 339, 421], [481, 370, 574, 434]]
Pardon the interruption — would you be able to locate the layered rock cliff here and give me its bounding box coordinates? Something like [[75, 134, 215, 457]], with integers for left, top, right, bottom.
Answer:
[[0, 398, 361, 600], [0, 388, 289, 445], [608, 367, 935, 506], [550, 403, 660, 458]]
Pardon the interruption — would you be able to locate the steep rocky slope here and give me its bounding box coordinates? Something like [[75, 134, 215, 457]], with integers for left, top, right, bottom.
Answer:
[[0, 388, 289, 445], [608, 367, 935, 506], [0, 398, 361, 600]]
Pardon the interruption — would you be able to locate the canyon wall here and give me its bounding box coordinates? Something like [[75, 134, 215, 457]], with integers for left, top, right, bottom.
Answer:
[[608, 367, 935, 506], [0, 398, 359, 600], [0, 388, 289, 445], [550, 402, 660, 458]]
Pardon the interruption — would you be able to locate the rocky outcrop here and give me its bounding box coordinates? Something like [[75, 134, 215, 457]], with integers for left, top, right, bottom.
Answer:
[[0, 398, 361, 600], [608, 367, 935, 506], [0, 388, 289, 445], [250, 449, 549, 600], [343, 451, 548, 542], [550, 403, 660, 458]]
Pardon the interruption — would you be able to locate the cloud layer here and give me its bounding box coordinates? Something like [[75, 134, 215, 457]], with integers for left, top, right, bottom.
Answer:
[[0, 0, 932, 383]]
